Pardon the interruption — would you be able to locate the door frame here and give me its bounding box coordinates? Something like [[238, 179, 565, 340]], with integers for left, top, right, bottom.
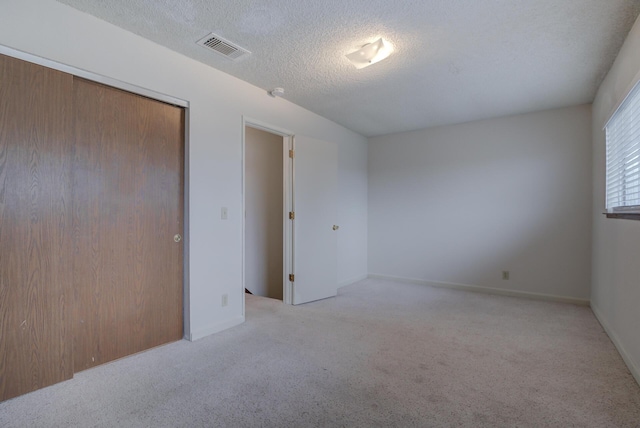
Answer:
[[242, 117, 294, 310], [0, 44, 192, 339]]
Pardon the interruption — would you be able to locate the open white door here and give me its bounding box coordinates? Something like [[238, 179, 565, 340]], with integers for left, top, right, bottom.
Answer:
[[292, 135, 338, 305]]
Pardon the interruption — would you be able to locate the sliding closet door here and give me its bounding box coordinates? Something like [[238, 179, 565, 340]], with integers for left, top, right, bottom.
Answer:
[[0, 54, 74, 401], [73, 79, 184, 372]]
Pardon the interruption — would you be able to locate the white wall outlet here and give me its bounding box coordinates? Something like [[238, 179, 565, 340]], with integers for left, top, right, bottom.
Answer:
[[221, 207, 228, 220], [221, 294, 228, 307], [502, 271, 510, 280]]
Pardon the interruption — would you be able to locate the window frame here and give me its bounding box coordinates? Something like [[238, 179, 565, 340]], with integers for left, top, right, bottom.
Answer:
[[604, 79, 640, 221]]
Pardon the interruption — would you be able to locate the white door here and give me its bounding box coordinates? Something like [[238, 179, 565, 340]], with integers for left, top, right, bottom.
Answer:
[[292, 135, 338, 305]]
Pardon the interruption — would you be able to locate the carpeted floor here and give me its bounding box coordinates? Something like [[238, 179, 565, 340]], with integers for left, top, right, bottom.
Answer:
[[1, 278, 639, 427]]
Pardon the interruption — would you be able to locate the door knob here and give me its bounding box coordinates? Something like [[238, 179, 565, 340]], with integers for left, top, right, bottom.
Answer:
[[174, 234, 182, 242], [332, 225, 339, 231]]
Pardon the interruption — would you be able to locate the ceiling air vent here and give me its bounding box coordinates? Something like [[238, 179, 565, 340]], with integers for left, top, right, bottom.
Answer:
[[196, 33, 250, 60]]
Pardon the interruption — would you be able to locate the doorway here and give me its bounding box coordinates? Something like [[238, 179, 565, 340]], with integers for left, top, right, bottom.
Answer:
[[244, 125, 287, 301], [242, 121, 340, 309]]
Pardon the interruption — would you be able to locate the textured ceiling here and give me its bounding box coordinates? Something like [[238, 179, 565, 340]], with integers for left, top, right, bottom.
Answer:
[[56, 0, 640, 137]]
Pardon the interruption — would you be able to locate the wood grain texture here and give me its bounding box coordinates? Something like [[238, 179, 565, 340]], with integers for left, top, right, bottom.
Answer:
[[0, 54, 74, 401], [72, 78, 184, 372]]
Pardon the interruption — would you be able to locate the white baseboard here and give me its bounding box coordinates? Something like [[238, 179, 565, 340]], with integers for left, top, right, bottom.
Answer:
[[368, 273, 590, 306], [339, 274, 368, 288], [188, 316, 245, 341], [591, 303, 640, 387]]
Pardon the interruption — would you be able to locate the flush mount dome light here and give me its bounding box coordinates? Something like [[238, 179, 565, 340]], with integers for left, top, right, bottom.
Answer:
[[346, 38, 392, 69]]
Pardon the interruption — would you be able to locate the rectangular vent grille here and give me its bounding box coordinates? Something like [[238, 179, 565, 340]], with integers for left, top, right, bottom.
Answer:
[[196, 33, 250, 60]]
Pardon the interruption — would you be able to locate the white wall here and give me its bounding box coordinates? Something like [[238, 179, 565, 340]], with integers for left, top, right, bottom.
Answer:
[[0, 0, 368, 340], [245, 127, 283, 300], [369, 105, 592, 301], [338, 136, 369, 286], [591, 15, 640, 384]]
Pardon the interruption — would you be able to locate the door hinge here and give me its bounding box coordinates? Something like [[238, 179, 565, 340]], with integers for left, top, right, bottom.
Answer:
[[289, 274, 295, 282], [289, 149, 294, 158], [289, 211, 295, 220]]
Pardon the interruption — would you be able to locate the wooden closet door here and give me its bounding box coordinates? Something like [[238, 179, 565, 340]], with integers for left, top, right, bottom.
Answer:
[[0, 54, 74, 401], [73, 78, 184, 372]]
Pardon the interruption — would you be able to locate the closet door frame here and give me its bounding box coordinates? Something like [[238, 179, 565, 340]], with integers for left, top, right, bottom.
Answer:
[[0, 45, 191, 340]]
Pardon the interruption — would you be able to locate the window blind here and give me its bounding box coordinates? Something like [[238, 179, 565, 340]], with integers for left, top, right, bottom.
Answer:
[[605, 80, 640, 211]]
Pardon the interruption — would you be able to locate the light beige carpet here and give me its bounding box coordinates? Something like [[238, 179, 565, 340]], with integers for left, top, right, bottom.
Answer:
[[1, 278, 639, 427]]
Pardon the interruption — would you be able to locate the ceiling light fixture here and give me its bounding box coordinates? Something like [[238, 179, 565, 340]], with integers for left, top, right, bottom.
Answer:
[[346, 38, 392, 69]]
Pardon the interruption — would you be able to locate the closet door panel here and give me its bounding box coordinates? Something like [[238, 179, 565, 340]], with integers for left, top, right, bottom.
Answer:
[[72, 78, 184, 372], [0, 54, 74, 401]]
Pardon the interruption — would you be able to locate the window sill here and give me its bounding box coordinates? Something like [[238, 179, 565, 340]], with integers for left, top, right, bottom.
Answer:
[[603, 212, 640, 221]]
